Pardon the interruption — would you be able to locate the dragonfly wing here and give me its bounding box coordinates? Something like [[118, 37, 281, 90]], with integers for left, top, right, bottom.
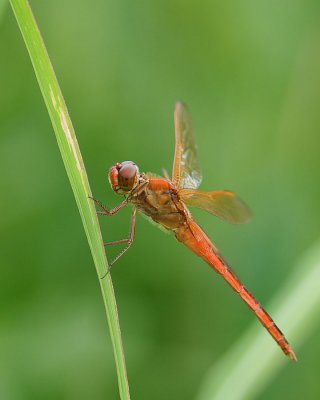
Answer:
[[179, 188, 252, 224], [172, 102, 202, 189]]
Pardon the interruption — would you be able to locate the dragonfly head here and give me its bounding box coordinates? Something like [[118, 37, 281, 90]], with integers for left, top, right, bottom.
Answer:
[[109, 161, 139, 195]]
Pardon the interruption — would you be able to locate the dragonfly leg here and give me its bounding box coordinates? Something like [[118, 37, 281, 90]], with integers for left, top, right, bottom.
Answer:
[[101, 207, 137, 279], [89, 196, 128, 215]]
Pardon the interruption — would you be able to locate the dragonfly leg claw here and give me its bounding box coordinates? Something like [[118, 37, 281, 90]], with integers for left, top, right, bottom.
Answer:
[[100, 266, 111, 280]]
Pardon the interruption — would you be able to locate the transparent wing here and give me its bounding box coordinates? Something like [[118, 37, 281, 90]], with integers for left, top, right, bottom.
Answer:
[[179, 188, 252, 224], [172, 102, 202, 189]]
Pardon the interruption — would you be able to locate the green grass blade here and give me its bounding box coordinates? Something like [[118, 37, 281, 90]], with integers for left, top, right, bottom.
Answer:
[[196, 239, 320, 400], [9, 1, 130, 398]]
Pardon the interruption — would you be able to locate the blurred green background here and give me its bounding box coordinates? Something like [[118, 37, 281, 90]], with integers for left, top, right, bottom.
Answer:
[[1, 1, 320, 399]]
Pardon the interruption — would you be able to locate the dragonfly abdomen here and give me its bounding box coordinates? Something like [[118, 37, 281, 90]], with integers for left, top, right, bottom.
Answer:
[[175, 220, 297, 361]]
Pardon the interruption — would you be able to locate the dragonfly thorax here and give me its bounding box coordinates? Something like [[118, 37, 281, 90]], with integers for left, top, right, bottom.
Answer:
[[109, 161, 140, 195]]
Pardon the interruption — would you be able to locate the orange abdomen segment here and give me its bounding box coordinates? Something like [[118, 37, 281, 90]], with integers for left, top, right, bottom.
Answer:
[[175, 221, 297, 361]]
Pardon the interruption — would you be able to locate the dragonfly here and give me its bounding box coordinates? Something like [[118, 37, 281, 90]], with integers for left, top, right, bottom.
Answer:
[[92, 102, 297, 361]]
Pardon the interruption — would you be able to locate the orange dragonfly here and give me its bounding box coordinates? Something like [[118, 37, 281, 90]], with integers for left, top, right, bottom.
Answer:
[[92, 102, 296, 361]]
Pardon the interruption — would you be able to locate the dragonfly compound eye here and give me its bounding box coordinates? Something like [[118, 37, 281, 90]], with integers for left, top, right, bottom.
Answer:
[[109, 161, 139, 194]]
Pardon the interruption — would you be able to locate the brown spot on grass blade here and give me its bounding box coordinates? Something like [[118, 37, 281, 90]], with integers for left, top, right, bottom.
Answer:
[[59, 108, 82, 172], [49, 84, 57, 108]]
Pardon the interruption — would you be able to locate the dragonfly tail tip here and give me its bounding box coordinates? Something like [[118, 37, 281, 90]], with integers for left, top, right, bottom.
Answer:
[[288, 350, 298, 362]]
